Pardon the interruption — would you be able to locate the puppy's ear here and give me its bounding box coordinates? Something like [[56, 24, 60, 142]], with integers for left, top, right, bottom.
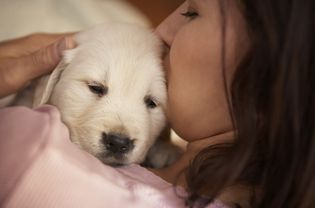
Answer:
[[33, 48, 78, 107]]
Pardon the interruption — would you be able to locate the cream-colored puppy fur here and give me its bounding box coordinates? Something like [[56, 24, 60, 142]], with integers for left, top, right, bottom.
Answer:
[[1, 23, 172, 166]]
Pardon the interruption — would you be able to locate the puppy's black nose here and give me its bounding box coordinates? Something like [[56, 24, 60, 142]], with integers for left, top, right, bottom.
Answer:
[[102, 133, 134, 154]]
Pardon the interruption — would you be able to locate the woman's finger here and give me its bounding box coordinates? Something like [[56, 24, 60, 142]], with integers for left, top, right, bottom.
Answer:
[[0, 36, 76, 97], [0, 33, 75, 57], [19, 36, 76, 80]]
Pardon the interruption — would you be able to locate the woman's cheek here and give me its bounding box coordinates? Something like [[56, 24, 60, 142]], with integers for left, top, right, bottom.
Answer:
[[164, 24, 232, 139]]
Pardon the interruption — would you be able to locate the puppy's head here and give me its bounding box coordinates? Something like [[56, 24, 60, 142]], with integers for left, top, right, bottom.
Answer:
[[37, 23, 166, 165]]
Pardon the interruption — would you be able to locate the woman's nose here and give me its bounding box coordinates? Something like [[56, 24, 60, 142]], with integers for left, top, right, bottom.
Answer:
[[155, 21, 173, 48], [154, 2, 187, 47]]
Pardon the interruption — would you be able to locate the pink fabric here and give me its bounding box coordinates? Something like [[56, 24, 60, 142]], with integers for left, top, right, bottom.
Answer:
[[0, 105, 227, 208]]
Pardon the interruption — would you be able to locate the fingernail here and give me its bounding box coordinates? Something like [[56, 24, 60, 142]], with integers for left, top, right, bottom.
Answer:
[[57, 37, 76, 56]]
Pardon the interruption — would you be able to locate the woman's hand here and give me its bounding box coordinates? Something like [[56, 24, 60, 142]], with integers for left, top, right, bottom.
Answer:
[[0, 33, 75, 98]]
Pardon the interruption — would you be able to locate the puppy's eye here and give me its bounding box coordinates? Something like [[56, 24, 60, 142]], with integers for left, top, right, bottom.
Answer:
[[88, 83, 108, 97], [144, 96, 157, 109]]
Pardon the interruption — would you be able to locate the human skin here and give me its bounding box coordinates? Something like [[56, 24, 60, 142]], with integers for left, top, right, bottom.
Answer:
[[0, 34, 75, 98], [152, 0, 249, 187]]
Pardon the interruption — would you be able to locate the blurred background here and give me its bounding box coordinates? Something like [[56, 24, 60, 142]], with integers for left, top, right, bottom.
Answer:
[[128, 0, 182, 26], [0, 0, 182, 41]]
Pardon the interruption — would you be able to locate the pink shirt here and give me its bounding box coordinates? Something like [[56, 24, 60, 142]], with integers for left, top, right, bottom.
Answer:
[[0, 105, 227, 208]]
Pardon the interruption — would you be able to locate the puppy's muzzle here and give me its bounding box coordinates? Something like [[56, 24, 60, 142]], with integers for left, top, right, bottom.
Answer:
[[102, 133, 134, 155]]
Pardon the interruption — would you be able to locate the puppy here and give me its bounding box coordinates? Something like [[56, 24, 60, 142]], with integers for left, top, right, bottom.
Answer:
[[0, 23, 179, 167]]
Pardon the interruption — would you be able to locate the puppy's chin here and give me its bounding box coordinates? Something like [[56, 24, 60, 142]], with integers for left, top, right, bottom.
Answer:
[[96, 152, 131, 166], [68, 131, 139, 166], [104, 162, 126, 167]]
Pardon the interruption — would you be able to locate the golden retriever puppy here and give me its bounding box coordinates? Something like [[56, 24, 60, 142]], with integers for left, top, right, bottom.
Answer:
[[1, 23, 180, 167]]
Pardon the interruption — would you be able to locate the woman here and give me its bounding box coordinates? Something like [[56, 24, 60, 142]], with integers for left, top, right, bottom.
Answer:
[[0, 0, 314, 207]]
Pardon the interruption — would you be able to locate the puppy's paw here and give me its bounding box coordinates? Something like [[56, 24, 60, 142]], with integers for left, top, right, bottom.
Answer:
[[142, 140, 183, 168]]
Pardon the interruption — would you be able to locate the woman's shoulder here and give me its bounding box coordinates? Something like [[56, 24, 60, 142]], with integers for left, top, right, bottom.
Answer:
[[117, 165, 229, 208]]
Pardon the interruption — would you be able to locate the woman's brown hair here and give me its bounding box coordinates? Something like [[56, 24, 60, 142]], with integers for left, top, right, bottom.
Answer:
[[186, 0, 315, 207]]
